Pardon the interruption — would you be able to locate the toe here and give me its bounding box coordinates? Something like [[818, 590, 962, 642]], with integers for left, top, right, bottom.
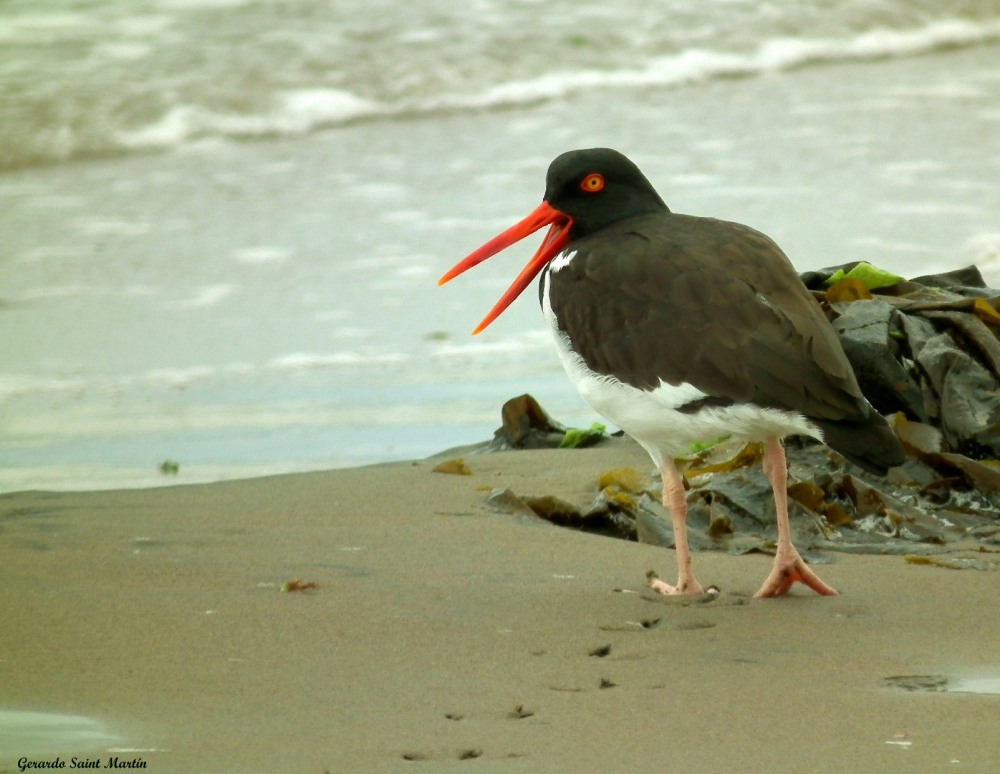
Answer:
[[754, 558, 837, 598]]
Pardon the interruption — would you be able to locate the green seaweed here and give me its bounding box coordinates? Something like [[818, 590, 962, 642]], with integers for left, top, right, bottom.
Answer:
[[559, 422, 607, 448], [824, 262, 904, 290], [687, 436, 729, 454]]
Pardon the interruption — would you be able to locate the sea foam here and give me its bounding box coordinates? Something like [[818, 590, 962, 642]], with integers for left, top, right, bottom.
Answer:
[[268, 351, 411, 371], [118, 88, 382, 149], [113, 18, 1000, 153], [438, 19, 1000, 111]]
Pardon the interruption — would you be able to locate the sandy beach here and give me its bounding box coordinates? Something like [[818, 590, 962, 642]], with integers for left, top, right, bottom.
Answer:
[[3, 437, 999, 773]]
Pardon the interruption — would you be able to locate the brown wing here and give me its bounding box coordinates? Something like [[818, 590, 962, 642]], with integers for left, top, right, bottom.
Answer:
[[545, 212, 868, 421]]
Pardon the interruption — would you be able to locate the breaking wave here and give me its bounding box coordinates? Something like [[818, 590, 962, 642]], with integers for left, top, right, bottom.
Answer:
[[4, 15, 1000, 167], [434, 19, 1000, 110]]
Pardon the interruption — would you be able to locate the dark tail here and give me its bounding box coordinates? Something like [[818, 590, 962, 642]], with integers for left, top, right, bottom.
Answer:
[[813, 412, 905, 476]]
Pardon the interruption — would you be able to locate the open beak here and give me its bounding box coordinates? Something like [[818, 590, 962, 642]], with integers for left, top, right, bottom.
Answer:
[[438, 201, 572, 334]]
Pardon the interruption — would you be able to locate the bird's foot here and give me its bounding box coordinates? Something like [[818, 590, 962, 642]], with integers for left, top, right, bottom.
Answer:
[[754, 549, 838, 598], [646, 569, 706, 596]]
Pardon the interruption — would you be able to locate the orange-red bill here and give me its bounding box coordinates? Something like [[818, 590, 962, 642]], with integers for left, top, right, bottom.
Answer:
[[438, 201, 572, 334]]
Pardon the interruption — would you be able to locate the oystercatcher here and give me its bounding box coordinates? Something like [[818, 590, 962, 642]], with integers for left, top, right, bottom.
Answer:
[[439, 148, 904, 597]]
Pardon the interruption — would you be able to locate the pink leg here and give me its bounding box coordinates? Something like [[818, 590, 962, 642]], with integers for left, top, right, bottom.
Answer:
[[647, 456, 705, 596], [755, 436, 838, 598]]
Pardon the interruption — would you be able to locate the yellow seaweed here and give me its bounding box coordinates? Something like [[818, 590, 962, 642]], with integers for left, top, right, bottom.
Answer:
[[683, 442, 763, 481], [787, 481, 826, 511], [601, 486, 638, 513], [826, 277, 873, 303], [973, 297, 1000, 327], [598, 467, 650, 493], [822, 502, 853, 526], [432, 458, 473, 476]]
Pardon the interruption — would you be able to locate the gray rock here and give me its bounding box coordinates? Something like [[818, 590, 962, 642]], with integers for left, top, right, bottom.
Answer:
[[897, 312, 939, 360], [486, 487, 541, 520], [487, 393, 568, 450], [915, 332, 1000, 457], [919, 310, 1000, 380], [832, 300, 926, 420], [910, 265, 988, 291], [635, 494, 715, 550], [695, 466, 776, 531], [635, 500, 674, 548], [832, 298, 895, 344]]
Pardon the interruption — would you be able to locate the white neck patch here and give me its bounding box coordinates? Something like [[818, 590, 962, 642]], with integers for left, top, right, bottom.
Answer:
[[549, 249, 577, 273]]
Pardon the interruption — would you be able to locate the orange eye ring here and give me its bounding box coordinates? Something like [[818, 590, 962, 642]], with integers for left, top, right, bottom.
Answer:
[[580, 173, 604, 193]]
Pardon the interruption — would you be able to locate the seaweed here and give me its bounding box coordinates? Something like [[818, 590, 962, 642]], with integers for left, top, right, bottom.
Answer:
[[466, 262, 1000, 559], [824, 262, 904, 290], [282, 580, 320, 592], [598, 467, 651, 494], [432, 458, 473, 476], [559, 422, 608, 449]]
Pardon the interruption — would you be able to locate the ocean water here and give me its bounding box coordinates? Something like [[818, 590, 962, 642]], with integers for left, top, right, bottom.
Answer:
[[2, 0, 1000, 491]]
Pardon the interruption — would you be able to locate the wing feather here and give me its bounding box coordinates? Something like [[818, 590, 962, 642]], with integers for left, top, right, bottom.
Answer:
[[546, 212, 867, 421]]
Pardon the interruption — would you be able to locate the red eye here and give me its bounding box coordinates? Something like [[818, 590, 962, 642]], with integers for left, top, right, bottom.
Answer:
[[580, 173, 604, 193]]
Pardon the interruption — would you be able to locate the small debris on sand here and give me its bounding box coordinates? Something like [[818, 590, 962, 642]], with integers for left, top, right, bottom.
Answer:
[[904, 554, 998, 571], [282, 580, 320, 592], [884, 675, 949, 692], [431, 458, 473, 476]]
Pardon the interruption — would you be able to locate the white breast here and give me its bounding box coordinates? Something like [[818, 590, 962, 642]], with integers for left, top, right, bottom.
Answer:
[[539, 271, 822, 461]]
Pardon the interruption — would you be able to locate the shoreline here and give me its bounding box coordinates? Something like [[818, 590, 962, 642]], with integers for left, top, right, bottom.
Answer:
[[4, 41, 1000, 498], [2, 438, 999, 772]]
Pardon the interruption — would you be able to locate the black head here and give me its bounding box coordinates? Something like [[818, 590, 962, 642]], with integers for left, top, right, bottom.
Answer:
[[440, 148, 670, 334], [544, 148, 669, 239]]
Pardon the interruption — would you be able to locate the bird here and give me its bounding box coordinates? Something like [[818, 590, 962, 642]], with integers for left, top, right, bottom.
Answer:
[[438, 148, 904, 598]]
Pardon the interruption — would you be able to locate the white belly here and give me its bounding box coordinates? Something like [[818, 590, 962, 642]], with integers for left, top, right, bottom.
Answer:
[[540, 270, 822, 462]]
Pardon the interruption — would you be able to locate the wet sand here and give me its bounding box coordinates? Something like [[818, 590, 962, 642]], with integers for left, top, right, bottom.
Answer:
[[2, 437, 999, 773]]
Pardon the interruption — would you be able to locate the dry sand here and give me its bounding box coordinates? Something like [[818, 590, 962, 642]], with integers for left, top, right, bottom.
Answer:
[[2, 437, 999, 773]]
